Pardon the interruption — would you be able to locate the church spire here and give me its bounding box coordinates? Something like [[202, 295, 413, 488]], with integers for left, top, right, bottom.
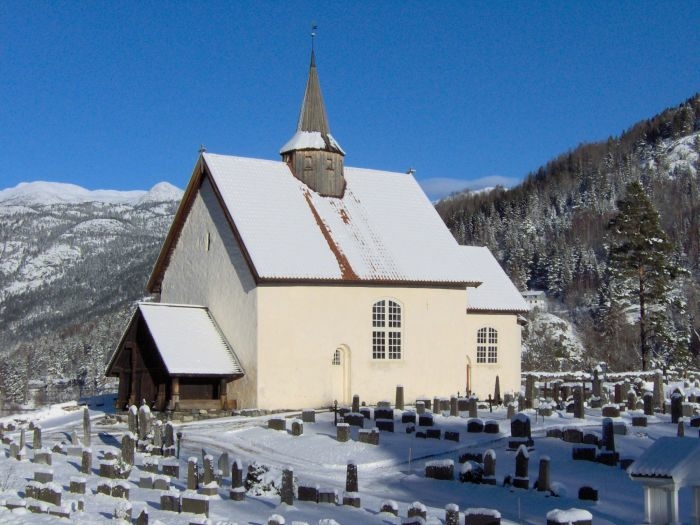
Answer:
[[280, 40, 346, 198]]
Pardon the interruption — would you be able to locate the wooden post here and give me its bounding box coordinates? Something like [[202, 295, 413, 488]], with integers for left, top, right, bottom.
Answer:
[[171, 377, 180, 411], [128, 346, 137, 406], [219, 378, 227, 410]]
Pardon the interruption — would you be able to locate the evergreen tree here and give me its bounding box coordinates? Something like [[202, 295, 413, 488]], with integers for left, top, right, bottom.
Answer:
[[607, 181, 686, 370]]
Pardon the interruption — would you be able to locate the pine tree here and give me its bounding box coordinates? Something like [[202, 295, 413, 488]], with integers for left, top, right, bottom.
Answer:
[[607, 181, 686, 370]]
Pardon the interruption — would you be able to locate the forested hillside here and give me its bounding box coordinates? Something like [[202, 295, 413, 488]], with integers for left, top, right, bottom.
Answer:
[[437, 94, 700, 372], [0, 183, 181, 408]]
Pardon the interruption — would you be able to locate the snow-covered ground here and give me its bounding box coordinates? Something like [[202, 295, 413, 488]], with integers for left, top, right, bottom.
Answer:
[[0, 399, 695, 524]]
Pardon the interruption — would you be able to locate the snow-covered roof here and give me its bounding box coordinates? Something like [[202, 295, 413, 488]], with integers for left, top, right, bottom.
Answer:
[[460, 246, 529, 312], [279, 131, 345, 155], [137, 303, 243, 376], [172, 153, 481, 285], [628, 437, 700, 485]]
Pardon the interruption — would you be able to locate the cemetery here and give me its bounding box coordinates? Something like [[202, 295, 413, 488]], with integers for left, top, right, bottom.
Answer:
[[0, 373, 699, 524]]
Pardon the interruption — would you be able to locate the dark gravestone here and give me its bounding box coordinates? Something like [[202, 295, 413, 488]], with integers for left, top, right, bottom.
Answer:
[[513, 445, 529, 489], [582, 433, 598, 446], [401, 411, 417, 424], [482, 450, 497, 485], [359, 407, 372, 420], [380, 500, 399, 515], [671, 391, 683, 424], [601, 418, 615, 452], [511, 414, 531, 438], [302, 409, 316, 423], [632, 416, 648, 427], [537, 456, 550, 492], [573, 387, 584, 419], [298, 485, 318, 502], [571, 447, 597, 461], [346, 462, 358, 492], [426, 428, 441, 439], [578, 486, 598, 501], [546, 428, 563, 439], [376, 420, 394, 432], [459, 460, 483, 483], [450, 396, 458, 417], [690, 416, 700, 428], [601, 405, 620, 418], [344, 413, 364, 427], [336, 423, 350, 442], [415, 401, 426, 415], [643, 392, 654, 416], [374, 407, 394, 420], [230, 459, 245, 501], [415, 431, 426, 439], [562, 428, 583, 443], [280, 468, 294, 505], [467, 419, 484, 433], [445, 503, 460, 525], [444, 431, 460, 442], [418, 414, 434, 426], [596, 450, 620, 466], [465, 510, 501, 525], [352, 395, 360, 413], [484, 420, 500, 434]]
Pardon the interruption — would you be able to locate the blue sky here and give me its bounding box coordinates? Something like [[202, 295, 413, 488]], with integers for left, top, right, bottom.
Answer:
[[1, 2, 698, 200]]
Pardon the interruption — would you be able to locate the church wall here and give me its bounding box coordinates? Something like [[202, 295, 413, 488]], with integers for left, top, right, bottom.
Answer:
[[255, 284, 470, 410], [159, 177, 259, 408], [465, 312, 522, 399]]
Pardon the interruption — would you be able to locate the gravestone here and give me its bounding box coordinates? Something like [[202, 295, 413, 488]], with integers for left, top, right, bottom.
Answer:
[[408, 501, 427, 520], [513, 445, 529, 489], [230, 458, 245, 501], [506, 403, 515, 420], [33, 426, 42, 450], [425, 459, 454, 480], [380, 500, 399, 516], [200, 454, 218, 495], [678, 420, 685, 437], [573, 387, 584, 419], [578, 486, 598, 501], [509, 413, 533, 449], [218, 452, 230, 479], [643, 392, 654, 416], [483, 449, 497, 485], [81, 449, 92, 474], [627, 391, 637, 411], [537, 456, 550, 492], [468, 397, 478, 418], [395, 385, 404, 410], [601, 418, 615, 452], [20, 428, 26, 450], [450, 396, 458, 417], [671, 391, 683, 424], [187, 457, 199, 490], [653, 371, 664, 409], [336, 423, 350, 442], [346, 461, 358, 492], [153, 420, 163, 449], [415, 401, 425, 415], [352, 395, 360, 413], [465, 509, 501, 525], [445, 503, 460, 525], [298, 485, 318, 503], [138, 403, 151, 441], [290, 420, 303, 436], [592, 369, 601, 397], [160, 489, 180, 512], [467, 419, 484, 433], [525, 375, 536, 409], [128, 405, 138, 435], [302, 409, 316, 423], [280, 468, 294, 505], [122, 432, 135, 465], [83, 407, 91, 447]]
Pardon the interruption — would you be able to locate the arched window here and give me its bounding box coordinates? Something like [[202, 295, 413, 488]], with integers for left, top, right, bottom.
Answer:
[[332, 349, 341, 366], [372, 300, 402, 360], [477, 327, 498, 364]]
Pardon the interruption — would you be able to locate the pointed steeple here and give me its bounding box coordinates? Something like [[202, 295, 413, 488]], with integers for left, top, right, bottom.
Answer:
[[297, 50, 330, 135], [280, 49, 345, 197]]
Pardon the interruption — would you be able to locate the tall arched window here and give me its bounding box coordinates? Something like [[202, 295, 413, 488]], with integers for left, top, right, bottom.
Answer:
[[372, 299, 402, 360], [332, 349, 342, 366], [477, 327, 498, 364]]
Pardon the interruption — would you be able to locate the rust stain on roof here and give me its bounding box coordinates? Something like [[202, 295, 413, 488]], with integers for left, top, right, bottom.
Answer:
[[303, 191, 358, 280], [338, 208, 351, 225]]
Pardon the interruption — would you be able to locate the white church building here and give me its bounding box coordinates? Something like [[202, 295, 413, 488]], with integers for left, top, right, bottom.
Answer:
[[106, 51, 528, 411]]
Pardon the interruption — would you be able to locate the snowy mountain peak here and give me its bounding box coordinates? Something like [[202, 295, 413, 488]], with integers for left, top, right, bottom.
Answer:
[[0, 180, 182, 206], [138, 182, 184, 204]]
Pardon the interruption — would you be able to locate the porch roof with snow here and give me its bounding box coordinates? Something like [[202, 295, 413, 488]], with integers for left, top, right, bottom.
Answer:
[[148, 153, 482, 290], [107, 303, 243, 377], [460, 246, 529, 313], [628, 437, 700, 486]]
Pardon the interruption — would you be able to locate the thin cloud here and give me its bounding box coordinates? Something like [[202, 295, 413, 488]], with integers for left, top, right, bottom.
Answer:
[[419, 176, 521, 201]]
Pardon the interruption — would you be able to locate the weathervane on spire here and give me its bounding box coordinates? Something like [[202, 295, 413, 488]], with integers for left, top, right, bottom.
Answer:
[[311, 22, 317, 53]]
